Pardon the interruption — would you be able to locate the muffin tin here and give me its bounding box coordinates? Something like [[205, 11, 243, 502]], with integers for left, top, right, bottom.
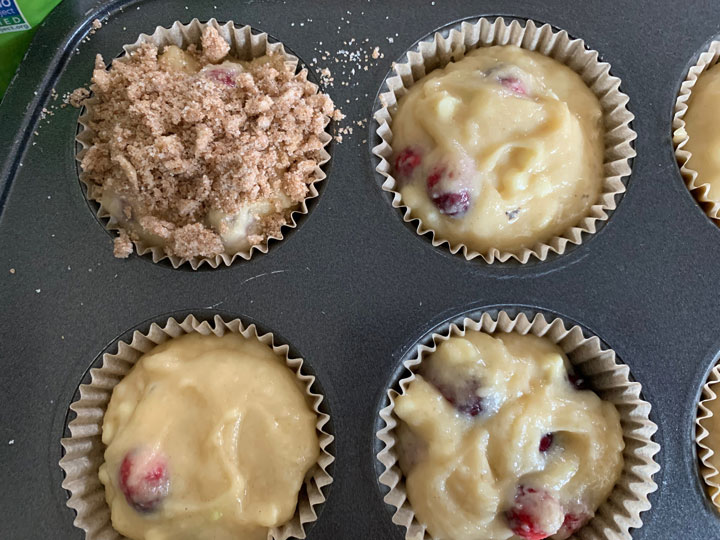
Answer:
[[1, 0, 719, 538]]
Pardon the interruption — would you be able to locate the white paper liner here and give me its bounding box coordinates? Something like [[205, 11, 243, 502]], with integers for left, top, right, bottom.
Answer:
[[59, 314, 334, 540], [672, 41, 720, 222], [372, 17, 636, 263], [376, 310, 659, 539], [696, 362, 720, 510], [76, 18, 333, 269]]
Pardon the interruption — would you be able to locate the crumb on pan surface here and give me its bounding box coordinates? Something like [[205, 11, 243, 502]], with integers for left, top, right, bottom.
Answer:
[[77, 26, 337, 260], [68, 87, 90, 108]]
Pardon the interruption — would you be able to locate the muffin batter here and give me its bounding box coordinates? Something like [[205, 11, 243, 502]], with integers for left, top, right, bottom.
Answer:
[[394, 332, 623, 540], [391, 46, 604, 254], [79, 26, 336, 259], [683, 62, 720, 203], [98, 333, 319, 540]]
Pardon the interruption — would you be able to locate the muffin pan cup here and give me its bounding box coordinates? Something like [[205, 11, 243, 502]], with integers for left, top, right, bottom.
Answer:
[[76, 18, 334, 269], [697, 364, 720, 511], [3, 0, 720, 538], [372, 17, 636, 264], [58, 314, 334, 540], [672, 40, 720, 224], [376, 309, 659, 540]]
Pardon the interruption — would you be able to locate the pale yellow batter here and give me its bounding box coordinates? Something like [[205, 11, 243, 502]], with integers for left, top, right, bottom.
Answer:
[[98, 333, 319, 540], [683, 62, 720, 203], [391, 46, 604, 254], [394, 332, 623, 540]]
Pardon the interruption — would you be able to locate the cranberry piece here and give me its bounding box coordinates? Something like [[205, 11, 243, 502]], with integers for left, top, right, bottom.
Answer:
[[568, 372, 587, 390], [205, 68, 236, 87], [499, 76, 527, 96], [394, 147, 422, 179], [432, 190, 470, 217], [507, 511, 549, 540], [506, 486, 562, 540], [425, 166, 471, 217], [119, 448, 170, 513], [539, 433, 554, 452], [426, 166, 446, 190], [429, 379, 484, 417], [455, 391, 484, 416]]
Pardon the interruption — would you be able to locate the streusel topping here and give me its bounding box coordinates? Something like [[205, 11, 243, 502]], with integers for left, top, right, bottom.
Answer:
[[78, 26, 337, 260]]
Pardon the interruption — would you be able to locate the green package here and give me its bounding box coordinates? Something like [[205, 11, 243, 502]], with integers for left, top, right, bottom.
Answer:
[[0, 0, 63, 97]]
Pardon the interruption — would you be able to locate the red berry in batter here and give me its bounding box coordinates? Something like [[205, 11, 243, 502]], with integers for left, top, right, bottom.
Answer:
[[205, 68, 237, 87], [119, 448, 170, 513], [426, 165, 446, 190], [432, 190, 471, 217], [539, 433, 554, 452], [425, 166, 471, 217], [506, 486, 562, 540], [427, 377, 484, 417], [499, 75, 527, 96], [394, 147, 422, 178], [507, 511, 549, 540]]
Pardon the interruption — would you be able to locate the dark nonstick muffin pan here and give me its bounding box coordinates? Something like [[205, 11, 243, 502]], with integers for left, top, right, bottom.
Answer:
[[2, 0, 720, 538]]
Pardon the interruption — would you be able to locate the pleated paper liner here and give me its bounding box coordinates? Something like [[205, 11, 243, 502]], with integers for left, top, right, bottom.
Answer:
[[59, 314, 334, 539], [672, 40, 720, 223], [376, 310, 660, 539], [696, 362, 720, 511], [372, 17, 636, 263], [76, 18, 333, 269]]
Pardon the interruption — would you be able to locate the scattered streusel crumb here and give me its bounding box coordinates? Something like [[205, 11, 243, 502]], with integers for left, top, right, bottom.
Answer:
[[68, 87, 90, 108], [75, 26, 338, 260], [113, 231, 133, 258], [9, 268, 15, 274], [92, 19, 102, 30]]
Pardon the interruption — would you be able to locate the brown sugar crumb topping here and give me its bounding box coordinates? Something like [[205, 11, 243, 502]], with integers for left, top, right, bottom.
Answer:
[[78, 26, 337, 260], [200, 26, 230, 63], [113, 231, 133, 258], [68, 87, 90, 108]]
